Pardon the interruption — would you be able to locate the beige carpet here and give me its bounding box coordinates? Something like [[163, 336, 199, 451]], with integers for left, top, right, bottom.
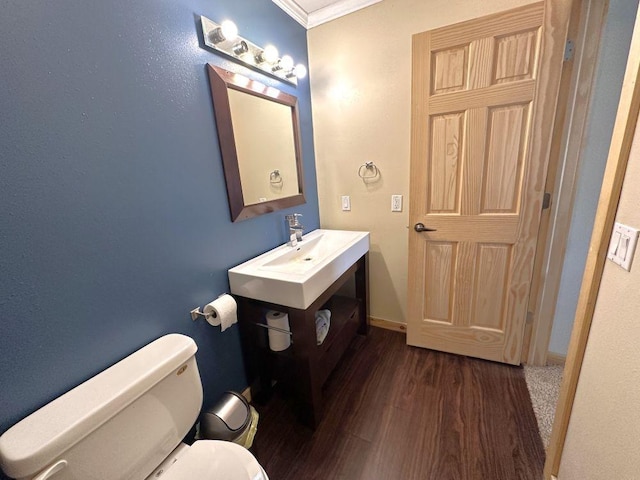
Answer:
[[524, 365, 564, 448]]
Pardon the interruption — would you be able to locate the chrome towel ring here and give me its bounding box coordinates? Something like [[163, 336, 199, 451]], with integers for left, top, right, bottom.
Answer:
[[358, 161, 379, 180], [269, 170, 283, 185]]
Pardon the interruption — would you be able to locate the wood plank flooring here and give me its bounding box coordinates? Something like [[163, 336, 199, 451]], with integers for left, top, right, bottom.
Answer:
[[252, 327, 544, 480]]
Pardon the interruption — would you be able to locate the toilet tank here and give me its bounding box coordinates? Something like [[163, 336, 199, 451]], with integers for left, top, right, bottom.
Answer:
[[0, 334, 203, 480]]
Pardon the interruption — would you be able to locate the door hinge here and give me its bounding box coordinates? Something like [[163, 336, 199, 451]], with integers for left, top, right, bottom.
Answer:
[[542, 192, 552, 210], [526, 311, 534, 324], [564, 39, 575, 61]]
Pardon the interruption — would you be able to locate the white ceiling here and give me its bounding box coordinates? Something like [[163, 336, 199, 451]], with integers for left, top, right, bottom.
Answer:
[[297, 0, 344, 11], [272, 0, 382, 29]]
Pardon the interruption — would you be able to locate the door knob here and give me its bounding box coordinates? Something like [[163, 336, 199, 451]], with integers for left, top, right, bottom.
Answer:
[[414, 223, 437, 232]]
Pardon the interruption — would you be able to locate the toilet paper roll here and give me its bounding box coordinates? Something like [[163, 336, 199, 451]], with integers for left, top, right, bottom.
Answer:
[[266, 310, 291, 352], [203, 294, 238, 332]]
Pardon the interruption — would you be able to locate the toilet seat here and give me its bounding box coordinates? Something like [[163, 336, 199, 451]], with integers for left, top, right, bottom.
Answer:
[[160, 440, 268, 480]]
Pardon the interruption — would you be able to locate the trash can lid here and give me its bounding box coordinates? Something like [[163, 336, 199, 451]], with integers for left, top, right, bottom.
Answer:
[[215, 392, 249, 431]]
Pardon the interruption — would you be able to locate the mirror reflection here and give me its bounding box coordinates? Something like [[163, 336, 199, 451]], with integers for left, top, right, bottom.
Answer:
[[228, 89, 300, 205], [207, 65, 305, 222]]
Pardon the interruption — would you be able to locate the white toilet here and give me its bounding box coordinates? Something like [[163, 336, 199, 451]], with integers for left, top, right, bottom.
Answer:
[[0, 334, 268, 480]]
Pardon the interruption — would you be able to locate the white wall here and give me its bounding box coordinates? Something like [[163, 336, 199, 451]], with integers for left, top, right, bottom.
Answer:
[[308, 0, 536, 324], [549, 0, 639, 355], [558, 110, 640, 480]]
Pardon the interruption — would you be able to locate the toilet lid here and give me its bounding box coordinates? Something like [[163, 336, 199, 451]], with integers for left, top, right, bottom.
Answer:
[[161, 440, 268, 480]]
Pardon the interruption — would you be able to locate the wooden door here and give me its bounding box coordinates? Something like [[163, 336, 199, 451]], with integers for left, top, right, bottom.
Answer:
[[407, 2, 568, 364]]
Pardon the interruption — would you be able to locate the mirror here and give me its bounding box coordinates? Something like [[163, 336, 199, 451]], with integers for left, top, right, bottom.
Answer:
[[207, 65, 305, 222]]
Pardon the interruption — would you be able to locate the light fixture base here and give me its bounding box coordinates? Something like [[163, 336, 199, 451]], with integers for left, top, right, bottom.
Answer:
[[201, 16, 299, 86]]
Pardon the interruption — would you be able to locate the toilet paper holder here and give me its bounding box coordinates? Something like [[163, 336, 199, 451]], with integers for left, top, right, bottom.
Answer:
[[190, 293, 234, 322], [190, 303, 291, 335], [190, 307, 211, 321]]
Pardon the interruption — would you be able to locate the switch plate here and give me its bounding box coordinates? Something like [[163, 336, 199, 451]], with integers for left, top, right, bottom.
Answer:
[[607, 222, 639, 271], [341, 195, 351, 211], [391, 195, 403, 212]]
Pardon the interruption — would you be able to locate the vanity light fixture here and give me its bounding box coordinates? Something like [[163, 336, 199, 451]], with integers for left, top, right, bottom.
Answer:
[[232, 40, 249, 56], [201, 16, 306, 86], [287, 64, 307, 80], [273, 55, 294, 73], [256, 45, 279, 65], [208, 19, 238, 44]]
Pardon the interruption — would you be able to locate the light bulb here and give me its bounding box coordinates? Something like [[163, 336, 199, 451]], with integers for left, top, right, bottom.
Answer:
[[294, 63, 307, 79], [280, 55, 294, 71], [220, 20, 238, 42], [209, 20, 238, 44], [272, 54, 294, 73], [263, 45, 279, 64], [255, 44, 279, 64]]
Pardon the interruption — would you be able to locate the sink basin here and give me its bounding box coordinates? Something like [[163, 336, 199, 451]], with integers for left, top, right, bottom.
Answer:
[[228, 229, 370, 309]]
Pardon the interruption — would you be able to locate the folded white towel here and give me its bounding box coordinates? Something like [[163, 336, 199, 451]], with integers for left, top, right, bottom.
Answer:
[[315, 309, 331, 345]]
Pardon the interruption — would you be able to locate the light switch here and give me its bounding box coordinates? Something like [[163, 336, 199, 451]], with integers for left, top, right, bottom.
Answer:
[[341, 195, 351, 211], [609, 231, 621, 256], [619, 235, 630, 259], [607, 222, 639, 271]]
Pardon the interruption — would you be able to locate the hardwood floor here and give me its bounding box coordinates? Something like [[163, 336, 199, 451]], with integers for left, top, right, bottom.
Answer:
[[252, 327, 544, 480]]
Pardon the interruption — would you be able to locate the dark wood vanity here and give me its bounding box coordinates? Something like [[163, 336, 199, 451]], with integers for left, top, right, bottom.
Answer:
[[235, 253, 369, 428]]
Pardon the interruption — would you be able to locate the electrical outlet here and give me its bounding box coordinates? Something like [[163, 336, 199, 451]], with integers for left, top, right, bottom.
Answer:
[[341, 195, 351, 211], [391, 195, 403, 212]]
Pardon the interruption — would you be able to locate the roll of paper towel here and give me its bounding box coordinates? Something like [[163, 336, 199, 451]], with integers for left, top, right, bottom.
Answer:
[[266, 310, 291, 351], [203, 294, 238, 332]]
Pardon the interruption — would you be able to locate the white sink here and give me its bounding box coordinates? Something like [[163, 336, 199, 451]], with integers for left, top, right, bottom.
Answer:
[[228, 229, 370, 309]]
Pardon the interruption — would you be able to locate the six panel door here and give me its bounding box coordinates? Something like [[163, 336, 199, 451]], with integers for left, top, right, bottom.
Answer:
[[407, 2, 552, 364]]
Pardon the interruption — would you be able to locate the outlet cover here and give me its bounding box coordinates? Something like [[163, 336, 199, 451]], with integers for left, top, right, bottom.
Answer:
[[391, 195, 403, 212]]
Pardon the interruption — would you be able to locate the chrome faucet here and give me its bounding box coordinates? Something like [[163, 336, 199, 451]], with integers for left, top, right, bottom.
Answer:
[[285, 213, 304, 244]]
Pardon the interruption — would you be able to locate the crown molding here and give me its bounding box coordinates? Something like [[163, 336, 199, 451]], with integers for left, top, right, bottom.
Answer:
[[272, 0, 382, 29], [272, 0, 309, 28], [307, 0, 382, 28]]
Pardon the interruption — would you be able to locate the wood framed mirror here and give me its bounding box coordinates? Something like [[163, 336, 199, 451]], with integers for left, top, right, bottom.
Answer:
[[207, 64, 305, 222]]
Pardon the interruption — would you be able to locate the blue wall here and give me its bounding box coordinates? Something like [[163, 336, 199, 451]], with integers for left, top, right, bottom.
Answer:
[[0, 0, 319, 457], [549, 0, 638, 355]]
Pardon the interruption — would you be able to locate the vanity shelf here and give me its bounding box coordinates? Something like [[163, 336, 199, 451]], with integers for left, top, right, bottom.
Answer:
[[316, 295, 360, 385], [235, 253, 369, 428]]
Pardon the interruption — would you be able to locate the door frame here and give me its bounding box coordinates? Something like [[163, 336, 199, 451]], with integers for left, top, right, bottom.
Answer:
[[544, 6, 640, 478], [523, 0, 608, 365]]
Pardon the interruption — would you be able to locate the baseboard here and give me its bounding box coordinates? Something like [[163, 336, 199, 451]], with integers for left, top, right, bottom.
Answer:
[[369, 316, 407, 333], [546, 352, 566, 366]]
